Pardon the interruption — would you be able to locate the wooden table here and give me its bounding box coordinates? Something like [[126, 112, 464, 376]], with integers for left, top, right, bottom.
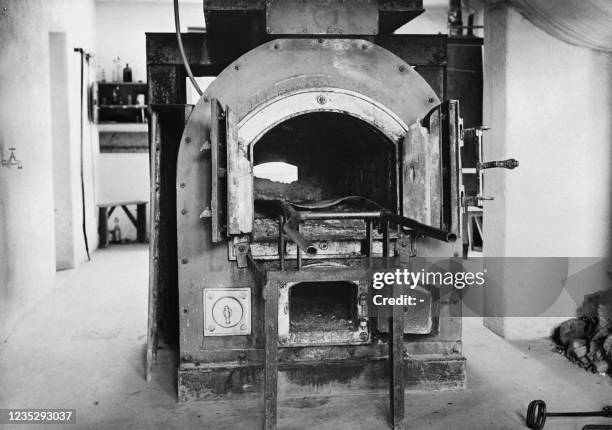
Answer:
[[98, 201, 148, 248]]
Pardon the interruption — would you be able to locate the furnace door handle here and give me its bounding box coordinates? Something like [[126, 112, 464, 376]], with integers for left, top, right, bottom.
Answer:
[[477, 158, 519, 171]]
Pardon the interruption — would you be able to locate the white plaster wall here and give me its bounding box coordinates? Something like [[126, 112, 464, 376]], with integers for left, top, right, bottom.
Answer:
[[0, 0, 98, 337], [50, 32, 75, 270], [482, 5, 612, 339], [397, 5, 449, 34]]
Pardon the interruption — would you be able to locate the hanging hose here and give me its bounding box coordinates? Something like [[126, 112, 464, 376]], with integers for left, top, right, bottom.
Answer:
[[74, 47, 91, 261], [173, 0, 203, 96]]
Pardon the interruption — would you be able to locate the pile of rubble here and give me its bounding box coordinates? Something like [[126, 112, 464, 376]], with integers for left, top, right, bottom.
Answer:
[[554, 290, 612, 375]]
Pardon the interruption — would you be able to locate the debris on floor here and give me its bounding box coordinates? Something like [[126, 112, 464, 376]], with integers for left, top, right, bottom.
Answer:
[[554, 290, 612, 376]]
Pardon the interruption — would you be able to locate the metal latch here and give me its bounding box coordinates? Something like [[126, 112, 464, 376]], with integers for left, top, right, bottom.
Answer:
[[464, 195, 494, 207], [477, 158, 519, 171], [463, 125, 490, 138], [234, 242, 250, 268], [463, 126, 519, 208]]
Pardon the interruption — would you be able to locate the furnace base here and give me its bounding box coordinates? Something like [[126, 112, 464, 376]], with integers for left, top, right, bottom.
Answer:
[[177, 355, 466, 402]]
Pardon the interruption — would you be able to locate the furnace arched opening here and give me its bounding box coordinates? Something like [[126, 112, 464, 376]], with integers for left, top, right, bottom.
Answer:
[[252, 112, 398, 212]]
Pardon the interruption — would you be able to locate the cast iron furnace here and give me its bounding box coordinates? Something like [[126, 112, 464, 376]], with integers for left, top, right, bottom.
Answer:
[[148, 1, 471, 429]]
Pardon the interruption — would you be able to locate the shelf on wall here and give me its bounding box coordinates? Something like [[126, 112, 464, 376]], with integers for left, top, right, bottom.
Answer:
[[94, 81, 148, 124], [98, 123, 148, 133], [98, 81, 146, 86]]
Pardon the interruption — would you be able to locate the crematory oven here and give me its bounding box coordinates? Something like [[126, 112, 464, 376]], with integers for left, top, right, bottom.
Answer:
[[146, 1, 473, 429]]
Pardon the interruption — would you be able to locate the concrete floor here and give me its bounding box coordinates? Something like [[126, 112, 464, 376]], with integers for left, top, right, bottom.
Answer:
[[1, 245, 611, 430]]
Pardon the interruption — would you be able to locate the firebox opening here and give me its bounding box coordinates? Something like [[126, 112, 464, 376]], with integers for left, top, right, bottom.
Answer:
[[253, 112, 397, 211], [253, 162, 298, 183], [289, 281, 357, 332]]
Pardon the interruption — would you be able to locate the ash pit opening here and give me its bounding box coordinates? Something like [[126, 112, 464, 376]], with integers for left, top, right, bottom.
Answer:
[[289, 281, 358, 333]]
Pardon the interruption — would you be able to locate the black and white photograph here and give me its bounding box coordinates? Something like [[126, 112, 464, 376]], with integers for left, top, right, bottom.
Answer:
[[1, 0, 611, 429]]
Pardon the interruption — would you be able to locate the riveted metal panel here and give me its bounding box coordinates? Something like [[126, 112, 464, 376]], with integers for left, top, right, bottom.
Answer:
[[266, 0, 379, 35]]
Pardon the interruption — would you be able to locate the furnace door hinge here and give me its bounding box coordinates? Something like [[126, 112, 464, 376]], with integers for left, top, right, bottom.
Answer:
[[464, 195, 493, 207], [199, 207, 212, 218]]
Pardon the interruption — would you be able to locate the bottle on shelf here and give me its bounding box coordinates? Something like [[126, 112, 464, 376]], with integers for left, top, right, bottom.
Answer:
[[123, 64, 132, 83], [115, 57, 122, 83], [111, 57, 118, 82], [110, 218, 122, 244]]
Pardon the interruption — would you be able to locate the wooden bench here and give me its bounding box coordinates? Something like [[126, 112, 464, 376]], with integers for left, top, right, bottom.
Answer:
[[98, 201, 148, 248]]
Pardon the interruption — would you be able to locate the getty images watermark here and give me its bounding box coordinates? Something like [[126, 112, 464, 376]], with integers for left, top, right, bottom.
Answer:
[[372, 268, 485, 290], [368, 256, 612, 317], [371, 268, 486, 307]]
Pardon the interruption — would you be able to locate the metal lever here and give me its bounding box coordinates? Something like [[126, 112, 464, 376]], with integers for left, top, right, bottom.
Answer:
[[279, 201, 317, 256], [380, 210, 457, 243], [477, 158, 519, 171]]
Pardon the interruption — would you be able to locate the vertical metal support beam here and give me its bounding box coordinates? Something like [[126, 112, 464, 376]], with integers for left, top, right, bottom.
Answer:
[[389, 273, 405, 430], [146, 111, 161, 382], [382, 219, 391, 258], [365, 219, 373, 257], [278, 215, 285, 271], [137, 203, 147, 243], [263, 281, 279, 430], [98, 206, 108, 248], [296, 224, 302, 270]]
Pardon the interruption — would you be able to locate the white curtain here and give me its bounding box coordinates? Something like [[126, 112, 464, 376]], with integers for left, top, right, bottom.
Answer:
[[508, 0, 612, 52]]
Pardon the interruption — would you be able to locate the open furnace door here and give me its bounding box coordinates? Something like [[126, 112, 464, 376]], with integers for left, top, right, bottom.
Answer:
[[403, 100, 463, 237], [210, 100, 253, 241], [210, 99, 227, 242]]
